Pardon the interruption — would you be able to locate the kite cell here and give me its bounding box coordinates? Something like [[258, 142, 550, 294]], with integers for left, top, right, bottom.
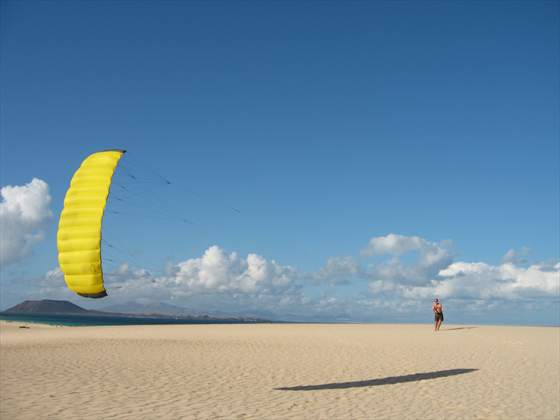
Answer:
[[57, 150, 125, 298]]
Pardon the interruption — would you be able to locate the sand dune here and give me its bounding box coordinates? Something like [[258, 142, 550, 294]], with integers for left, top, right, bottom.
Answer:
[[1, 322, 558, 419]]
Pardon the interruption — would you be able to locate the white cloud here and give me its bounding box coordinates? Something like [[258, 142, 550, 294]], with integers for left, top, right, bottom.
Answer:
[[40, 245, 303, 310], [40, 267, 73, 298], [361, 234, 559, 315], [502, 247, 530, 264], [313, 256, 360, 285], [33, 235, 558, 323], [363, 234, 427, 256], [39, 263, 175, 303], [367, 259, 560, 310], [363, 234, 453, 286], [436, 261, 560, 299], [0, 178, 52, 266], [171, 245, 298, 294]]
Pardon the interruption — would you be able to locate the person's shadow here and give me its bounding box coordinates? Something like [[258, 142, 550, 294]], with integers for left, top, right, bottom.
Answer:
[[275, 368, 478, 391], [444, 327, 477, 331]]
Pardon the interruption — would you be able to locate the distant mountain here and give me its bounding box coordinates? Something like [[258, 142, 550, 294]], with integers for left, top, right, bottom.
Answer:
[[100, 301, 280, 321], [100, 301, 199, 317], [2, 300, 91, 315], [1, 300, 271, 323]]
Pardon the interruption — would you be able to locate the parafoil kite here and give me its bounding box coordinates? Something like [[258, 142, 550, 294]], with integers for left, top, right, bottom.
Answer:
[[57, 150, 125, 298]]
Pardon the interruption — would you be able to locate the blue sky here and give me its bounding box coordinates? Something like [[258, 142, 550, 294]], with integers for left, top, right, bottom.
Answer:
[[1, 1, 558, 325]]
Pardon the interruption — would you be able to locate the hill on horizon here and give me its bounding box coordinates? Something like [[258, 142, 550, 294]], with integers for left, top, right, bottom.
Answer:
[[2, 299, 91, 314], [0, 299, 272, 322], [99, 301, 199, 317]]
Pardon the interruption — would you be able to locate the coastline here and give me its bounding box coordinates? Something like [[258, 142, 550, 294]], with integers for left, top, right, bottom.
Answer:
[[0, 314, 272, 327], [1, 315, 557, 328]]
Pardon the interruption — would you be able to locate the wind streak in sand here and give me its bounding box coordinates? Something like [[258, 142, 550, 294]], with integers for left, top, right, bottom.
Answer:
[[276, 368, 479, 391]]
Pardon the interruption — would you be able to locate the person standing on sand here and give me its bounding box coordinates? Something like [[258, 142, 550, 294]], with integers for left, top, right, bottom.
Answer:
[[433, 298, 444, 331]]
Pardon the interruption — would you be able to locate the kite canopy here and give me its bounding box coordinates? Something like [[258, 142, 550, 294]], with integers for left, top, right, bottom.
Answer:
[[57, 150, 125, 298]]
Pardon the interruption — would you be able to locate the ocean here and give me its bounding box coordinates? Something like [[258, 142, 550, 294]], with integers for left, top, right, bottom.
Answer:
[[0, 313, 269, 327]]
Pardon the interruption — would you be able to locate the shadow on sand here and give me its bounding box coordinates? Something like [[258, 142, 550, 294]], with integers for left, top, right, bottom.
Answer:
[[444, 327, 477, 331], [275, 368, 478, 391]]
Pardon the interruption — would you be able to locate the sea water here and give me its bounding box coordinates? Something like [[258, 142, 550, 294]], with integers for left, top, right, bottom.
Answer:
[[0, 313, 268, 327]]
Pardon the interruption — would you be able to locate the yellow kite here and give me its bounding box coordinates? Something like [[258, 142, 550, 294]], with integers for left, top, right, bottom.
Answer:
[[57, 150, 125, 298]]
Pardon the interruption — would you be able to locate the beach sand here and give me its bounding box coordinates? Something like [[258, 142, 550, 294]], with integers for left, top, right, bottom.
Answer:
[[1, 321, 558, 419]]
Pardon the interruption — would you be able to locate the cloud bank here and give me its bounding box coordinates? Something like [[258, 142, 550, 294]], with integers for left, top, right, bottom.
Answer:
[[41, 245, 305, 315], [363, 234, 454, 286], [37, 234, 559, 322], [0, 178, 52, 266], [172, 245, 298, 294], [365, 237, 558, 316]]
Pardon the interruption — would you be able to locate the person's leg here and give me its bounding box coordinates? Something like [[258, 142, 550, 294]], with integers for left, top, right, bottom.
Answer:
[[437, 316, 443, 331]]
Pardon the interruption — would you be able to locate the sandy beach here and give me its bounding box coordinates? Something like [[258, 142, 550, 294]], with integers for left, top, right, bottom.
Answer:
[[1, 322, 558, 419]]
